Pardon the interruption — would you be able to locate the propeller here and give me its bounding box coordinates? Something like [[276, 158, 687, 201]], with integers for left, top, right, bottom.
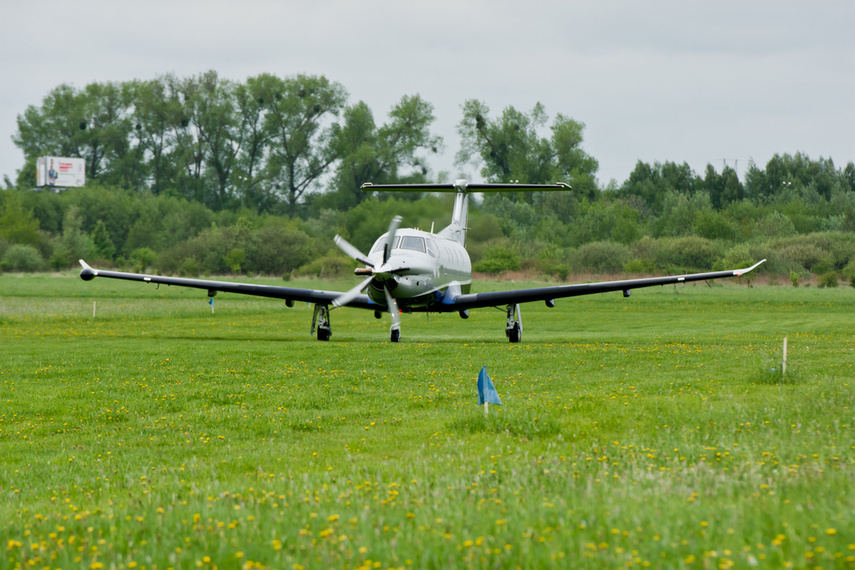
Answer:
[[332, 215, 405, 340]]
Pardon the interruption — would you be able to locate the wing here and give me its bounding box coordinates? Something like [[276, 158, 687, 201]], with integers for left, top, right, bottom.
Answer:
[[78, 260, 382, 310], [442, 260, 766, 311]]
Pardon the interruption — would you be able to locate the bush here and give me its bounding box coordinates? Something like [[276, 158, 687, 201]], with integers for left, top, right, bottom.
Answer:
[[0, 244, 46, 272], [842, 261, 855, 288], [297, 255, 354, 279], [474, 244, 521, 274], [818, 271, 839, 288], [572, 241, 631, 274], [131, 247, 157, 273]]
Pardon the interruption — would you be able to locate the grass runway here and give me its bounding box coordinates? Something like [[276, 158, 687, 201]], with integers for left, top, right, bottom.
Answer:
[[1, 272, 853, 569]]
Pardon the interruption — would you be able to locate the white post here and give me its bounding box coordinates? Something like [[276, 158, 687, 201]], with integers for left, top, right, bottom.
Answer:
[[484, 402, 489, 416], [782, 337, 788, 376], [93, 301, 96, 318]]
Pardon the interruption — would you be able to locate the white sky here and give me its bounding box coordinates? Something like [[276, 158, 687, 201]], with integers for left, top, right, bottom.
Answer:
[[1, 0, 853, 188]]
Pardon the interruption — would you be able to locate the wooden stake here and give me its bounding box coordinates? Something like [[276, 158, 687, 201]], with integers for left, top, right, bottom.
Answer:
[[782, 337, 788, 376]]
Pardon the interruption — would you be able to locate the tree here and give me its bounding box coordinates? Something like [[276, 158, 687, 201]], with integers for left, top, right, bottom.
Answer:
[[14, 82, 134, 186], [456, 100, 598, 200], [331, 95, 442, 207], [0, 192, 41, 245], [702, 164, 744, 210], [260, 74, 348, 211], [232, 75, 278, 211], [182, 71, 243, 210], [128, 76, 184, 195]]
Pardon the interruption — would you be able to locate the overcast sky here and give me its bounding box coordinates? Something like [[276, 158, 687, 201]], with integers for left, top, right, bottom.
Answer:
[[2, 0, 853, 188]]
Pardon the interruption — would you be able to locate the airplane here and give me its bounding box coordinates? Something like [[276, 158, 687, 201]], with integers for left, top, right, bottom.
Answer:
[[79, 179, 765, 343]]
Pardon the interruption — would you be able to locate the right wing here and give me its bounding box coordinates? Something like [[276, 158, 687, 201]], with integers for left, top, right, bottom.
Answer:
[[78, 260, 382, 310]]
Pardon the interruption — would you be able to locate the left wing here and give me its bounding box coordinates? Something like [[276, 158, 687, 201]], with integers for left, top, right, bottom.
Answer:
[[441, 260, 766, 311], [78, 260, 380, 310]]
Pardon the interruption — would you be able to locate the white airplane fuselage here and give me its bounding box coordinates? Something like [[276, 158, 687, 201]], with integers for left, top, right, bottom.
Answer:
[[364, 228, 471, 309]]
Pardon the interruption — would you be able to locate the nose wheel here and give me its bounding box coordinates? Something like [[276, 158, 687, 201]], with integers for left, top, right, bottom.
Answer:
[[311, 304, 332, 341]]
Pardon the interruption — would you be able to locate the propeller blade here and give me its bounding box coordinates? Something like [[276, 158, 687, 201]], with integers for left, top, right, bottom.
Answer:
[[332, 275, 374, 308], [382, 216, 402, 264], [334, 234, 374, 267], [383, 284, 401, 333]]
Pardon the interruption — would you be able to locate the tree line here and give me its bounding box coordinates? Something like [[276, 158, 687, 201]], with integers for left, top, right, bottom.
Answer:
[[3, 73, 855, 286], [11, 72, 446, 213]]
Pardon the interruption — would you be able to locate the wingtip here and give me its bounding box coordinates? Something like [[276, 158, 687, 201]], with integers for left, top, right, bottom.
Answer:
[[79, 259, 97, 281], [735, 259, 766, 276]]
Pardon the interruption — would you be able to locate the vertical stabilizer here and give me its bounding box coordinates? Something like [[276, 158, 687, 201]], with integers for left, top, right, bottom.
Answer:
[[439, 179, 471, 245]]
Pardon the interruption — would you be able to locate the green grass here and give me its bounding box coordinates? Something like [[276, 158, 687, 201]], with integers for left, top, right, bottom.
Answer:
[[1, 272, 853, 569]]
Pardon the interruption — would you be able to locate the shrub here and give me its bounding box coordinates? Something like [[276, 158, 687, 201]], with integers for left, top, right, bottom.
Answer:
[[842, 261, 855, 288], [818, 271, 839, 288], [572, 241, 631, 274], [0, 244, 46, 272], [297, 255, 354, 279], [474, 244, 521, 274], [131, 247, 157, 273]]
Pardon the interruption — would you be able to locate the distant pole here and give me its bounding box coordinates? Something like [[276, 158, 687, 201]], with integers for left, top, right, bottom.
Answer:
[[782, 337, 788, 376], [93, 301, 96, 318]]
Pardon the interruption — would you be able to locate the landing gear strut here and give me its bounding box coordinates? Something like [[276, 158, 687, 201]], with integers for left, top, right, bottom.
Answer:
[[311, 304, 332, 341], [505, 304, 522, 343]]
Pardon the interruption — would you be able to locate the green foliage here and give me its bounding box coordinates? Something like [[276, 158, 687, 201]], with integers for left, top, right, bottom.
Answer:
[[0, 244, 45, 271], [8, 74, 855, 284], [131, 247, 157, 273], [90, 220, 116, 261], [473, 242, 521, 273], [0, 191, 41, 245], [817, 271, 839, 288], [572, 241, 632, 274], [296, 254, 354, 279], [225, 248, 245, 273], [634, 236, 722, 273], [456, 100, 598, 199]]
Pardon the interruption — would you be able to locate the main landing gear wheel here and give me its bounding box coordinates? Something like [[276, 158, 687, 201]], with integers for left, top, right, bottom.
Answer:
[[506, 322, 521, 343], [390, 329, 401, 343], [505, 304, 522, 343]]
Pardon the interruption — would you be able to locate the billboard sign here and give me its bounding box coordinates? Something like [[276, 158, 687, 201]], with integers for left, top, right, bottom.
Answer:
[[36, 157, 86, 188]]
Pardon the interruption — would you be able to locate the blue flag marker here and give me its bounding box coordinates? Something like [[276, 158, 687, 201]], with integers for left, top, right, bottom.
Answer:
[[477, 366, 502, 413]]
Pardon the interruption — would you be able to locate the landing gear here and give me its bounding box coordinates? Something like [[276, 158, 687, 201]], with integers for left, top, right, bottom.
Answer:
[[505, 304, 522, 343], [390, 328, 401, 343], [311, 304, 332, 341]]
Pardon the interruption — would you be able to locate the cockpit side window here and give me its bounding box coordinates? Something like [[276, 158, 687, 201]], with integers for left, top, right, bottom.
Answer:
[[427, 239, 439, 257], [400, 236, 426, 253]]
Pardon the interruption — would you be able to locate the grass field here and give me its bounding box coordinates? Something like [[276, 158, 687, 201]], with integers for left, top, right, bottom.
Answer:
[[1, 272, 853, 569]]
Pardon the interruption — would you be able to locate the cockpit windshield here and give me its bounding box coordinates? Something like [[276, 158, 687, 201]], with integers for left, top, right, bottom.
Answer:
[[370, 235, 399, 254], [399, 236, 425, 253], [370, 235, 426, 254]]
